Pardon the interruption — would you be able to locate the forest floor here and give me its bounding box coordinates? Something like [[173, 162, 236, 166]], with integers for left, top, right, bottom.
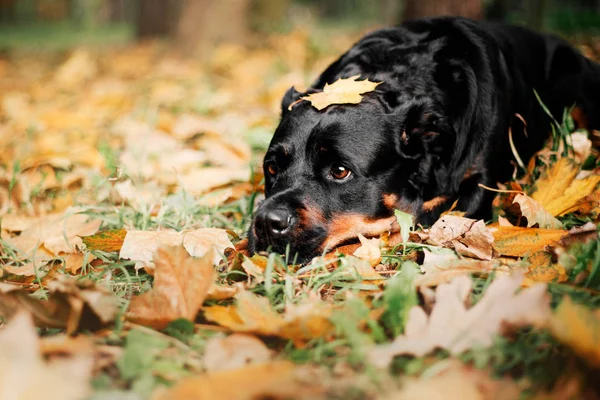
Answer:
[[0, 27, 600, 400]]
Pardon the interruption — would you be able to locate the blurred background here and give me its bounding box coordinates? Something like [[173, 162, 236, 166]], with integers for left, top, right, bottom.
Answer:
[[0, 0, 599, 54]]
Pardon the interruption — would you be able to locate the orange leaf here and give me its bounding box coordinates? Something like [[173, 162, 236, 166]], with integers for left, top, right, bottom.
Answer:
[[522, 251, 567, 287], [155, 361, 319, 400], [492, 226, 568, 257], [126, 246, 215, 330], [81, 229, 127, 252]]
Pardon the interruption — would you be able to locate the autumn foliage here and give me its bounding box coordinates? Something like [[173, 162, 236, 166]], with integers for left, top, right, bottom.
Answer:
[[0, 30, 599, 399]]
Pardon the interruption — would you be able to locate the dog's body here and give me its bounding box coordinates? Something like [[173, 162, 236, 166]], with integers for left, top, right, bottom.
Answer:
[[249, 17, 600, 263]]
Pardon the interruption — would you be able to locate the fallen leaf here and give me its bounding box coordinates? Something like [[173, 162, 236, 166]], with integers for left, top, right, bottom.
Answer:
[[549, 297, 600, 367], [368, 274, 550, 367], [522, 251, 567, 287], [391, 360, 522, 400], [415, 257, 506, 288], [204, 290, 332, 344], [155, 361, 318, 400], [0, 277, 119, 334], [512, 193, 563, 229], [203, 334, 272, 372], [530, 157, 600, 216], [424, 216, 494, 260], [0, 312, 93, 400], [182, 228, 234, 265], [207, 284, 239, 301], [119, 228, 233, 269], [492, 226, 567, 257], [298, 75, 381, 110], [353, 234, 382, 266], [126, 246, 215, 330], [81, 229, 127, 252], [5, 212, 102, 260]]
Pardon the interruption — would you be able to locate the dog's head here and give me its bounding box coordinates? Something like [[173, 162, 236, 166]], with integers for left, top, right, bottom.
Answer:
[[248, 77, 468, 263]]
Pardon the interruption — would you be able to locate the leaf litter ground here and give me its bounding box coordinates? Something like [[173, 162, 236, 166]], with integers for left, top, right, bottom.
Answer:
[[0, 30, 600, 400]]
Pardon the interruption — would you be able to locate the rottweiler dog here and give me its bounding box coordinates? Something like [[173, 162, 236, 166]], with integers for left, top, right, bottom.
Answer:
[[248, 16, 600, 263]]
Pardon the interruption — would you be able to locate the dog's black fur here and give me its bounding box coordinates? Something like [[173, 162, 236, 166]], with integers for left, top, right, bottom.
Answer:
[[249, 17, 600, 263]]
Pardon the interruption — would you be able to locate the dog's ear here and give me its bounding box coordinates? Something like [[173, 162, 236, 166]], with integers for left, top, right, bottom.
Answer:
[[281, 86, 302, 114]]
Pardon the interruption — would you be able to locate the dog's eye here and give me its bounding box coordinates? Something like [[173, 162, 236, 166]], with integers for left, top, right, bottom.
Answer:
[[330, 164, 351, 180], [266, 162, 279, 176]]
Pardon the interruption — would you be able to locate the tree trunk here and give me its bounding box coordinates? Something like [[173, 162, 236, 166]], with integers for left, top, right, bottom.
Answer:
[[175, 0, 250, 57], [136, 0, 180, 38], [403, 0, 483, 21]]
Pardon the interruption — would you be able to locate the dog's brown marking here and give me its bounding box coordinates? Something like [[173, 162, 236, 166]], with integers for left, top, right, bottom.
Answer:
[[321, 213, 399, 251], [297, 203, 326, 228], [382, 193, 399, 210], [422, 196, 448, 212], [571, 106, 589, 130]]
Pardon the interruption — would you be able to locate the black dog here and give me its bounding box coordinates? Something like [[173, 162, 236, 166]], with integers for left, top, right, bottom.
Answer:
[[248, 16, 600, 263]]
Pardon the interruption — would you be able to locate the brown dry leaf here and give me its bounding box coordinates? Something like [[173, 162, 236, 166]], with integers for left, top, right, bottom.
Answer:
[[389, 360, 522, 400], [530, 157, 600, 216], [154, 361, 319, 400], [4, 212, 102, 261], [0, 277, 119, 334], [424, 216, 494, 260], [353, 234, 382, 266], [63, 252, 96, 274], [126, 246, 215, 330], [298, 75, 382, 111], [415, 257, 507, 288], [207, 284, 239, 301], [548, 297, 600, 367], [368, 274, 550, 367], [0, 312, 93, 400], [204, 290, 332, 343], [203, 334, 272, 372], [119, 228, 234, 268], [492, 226, 568, 257], [522, 251, 567, 287], [81, 229, 127, 253], [177, 167, 250, 195], [513, 193, 563, 229], [240, 256, 266, 283]]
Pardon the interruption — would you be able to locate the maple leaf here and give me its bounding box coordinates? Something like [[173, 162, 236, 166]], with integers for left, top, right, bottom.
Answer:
[[203, 334, 272, 372], [119, 228, 234, 268], [513, 193, 563, 229], [297, 75, 381, 110], [368, 274, 550, 368], [530, 157, 600, 216], [126, 246, 215, 330], [5, 212, 102, 261], [0, 312, 93, 400]]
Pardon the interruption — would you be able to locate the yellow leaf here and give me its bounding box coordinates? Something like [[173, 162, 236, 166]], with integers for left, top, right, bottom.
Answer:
[[549, 297, 600, 367], [530, 158, 600, 216], [204, 291, 332, 343], [126, 246, 215, 330], [492, 226, 567, 257], [203, 334, 272, 372], [522, 251, 567, 287], [513, 193, 562, 229], [81, 229, 127, 253], [298, 75, 381, 111]]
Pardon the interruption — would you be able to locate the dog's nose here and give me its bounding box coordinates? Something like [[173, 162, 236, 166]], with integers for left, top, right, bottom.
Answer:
[[255, 208, 292, 238]]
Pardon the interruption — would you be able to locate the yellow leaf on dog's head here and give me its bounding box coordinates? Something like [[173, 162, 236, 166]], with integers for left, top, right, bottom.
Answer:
[[296, 75, 382, 111]]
